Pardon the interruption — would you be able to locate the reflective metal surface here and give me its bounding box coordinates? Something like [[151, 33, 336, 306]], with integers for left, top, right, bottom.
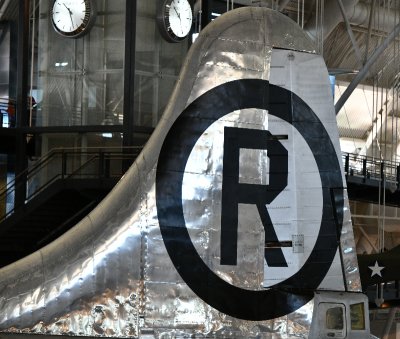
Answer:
[[0, 7, 361, 338], [268, 48, 362, 293]]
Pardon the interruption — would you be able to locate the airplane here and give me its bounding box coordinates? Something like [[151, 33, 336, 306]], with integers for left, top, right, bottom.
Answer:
[[0, 6, 378, 339], [357, 245, 400, 310]]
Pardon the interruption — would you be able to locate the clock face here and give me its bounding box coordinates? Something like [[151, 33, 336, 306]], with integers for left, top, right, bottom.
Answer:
[[168, 0, 192, 38], [51, 0, 96, 38], [157, 0, 193, 42]]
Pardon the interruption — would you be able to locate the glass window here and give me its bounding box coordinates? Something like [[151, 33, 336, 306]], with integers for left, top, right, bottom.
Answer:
[[326, 306, 344, 330], [350, 302, 365, 330], [27, 132, 124, 199], [29, 0, 126, 128], [134, 0, 189, 128], [0, 3, 17, 129]]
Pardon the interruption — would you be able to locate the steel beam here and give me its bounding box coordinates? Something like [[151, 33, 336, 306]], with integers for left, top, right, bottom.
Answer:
[[14, 0, 30, 209], [364, 0, 376, 64], [122, 0, 137, 171], [336, 0, 363, 66], [335, 21, 400, 114], [357, 225, 378, 253]]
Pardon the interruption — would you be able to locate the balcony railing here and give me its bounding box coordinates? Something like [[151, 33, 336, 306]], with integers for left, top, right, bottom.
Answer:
[[343, 152, 400, 185], [2, 150, 398, 224]]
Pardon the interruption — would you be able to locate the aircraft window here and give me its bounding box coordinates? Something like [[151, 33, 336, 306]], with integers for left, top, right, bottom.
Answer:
[[326, 306, 344, 330], [350, 302, 365, 330]]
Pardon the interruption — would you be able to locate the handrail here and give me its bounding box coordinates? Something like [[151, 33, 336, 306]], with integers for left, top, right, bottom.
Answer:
[[0, 146, 143, 223], [2, 150, 398, 225], [343, 152, 400, 185], [0, 146, 141, 194]]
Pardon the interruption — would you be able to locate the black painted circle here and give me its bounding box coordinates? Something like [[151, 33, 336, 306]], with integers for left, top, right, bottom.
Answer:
[[156, 79, 343, 320]]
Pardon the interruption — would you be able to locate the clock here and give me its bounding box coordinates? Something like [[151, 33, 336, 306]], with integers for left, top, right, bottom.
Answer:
[[51, 0, 96, 38], [157, 0, 193, 43]]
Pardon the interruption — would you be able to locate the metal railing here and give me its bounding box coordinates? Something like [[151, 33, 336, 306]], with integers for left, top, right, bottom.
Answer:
[[2, 149, 397, 224], [0, 146, 143, 223], [343, 152, 400, 185]]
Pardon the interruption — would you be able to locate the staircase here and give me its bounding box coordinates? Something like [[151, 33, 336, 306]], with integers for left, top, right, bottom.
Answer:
[[0, 147, 142, 267]]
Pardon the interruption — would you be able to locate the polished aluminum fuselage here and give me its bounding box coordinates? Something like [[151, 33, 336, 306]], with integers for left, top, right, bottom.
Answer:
[[0, 7, 361, 338]]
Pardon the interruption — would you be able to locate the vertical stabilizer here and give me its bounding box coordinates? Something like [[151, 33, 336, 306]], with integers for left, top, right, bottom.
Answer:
[[0, 7, 363, 338]]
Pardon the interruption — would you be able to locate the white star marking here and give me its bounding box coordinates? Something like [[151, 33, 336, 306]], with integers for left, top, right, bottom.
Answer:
[[368, 261, 384, 277]]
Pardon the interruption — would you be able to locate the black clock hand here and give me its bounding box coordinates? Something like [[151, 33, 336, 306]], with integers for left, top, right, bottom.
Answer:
[[63, 2, 74, 28], [63, 3, 71, 14], [172, 5, 183, 33], [69, 12, 75, 28], [172, 5, 181, 19]]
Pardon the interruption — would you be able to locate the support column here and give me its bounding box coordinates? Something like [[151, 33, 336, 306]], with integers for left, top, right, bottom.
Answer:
[[122, 0, 137, 172], [200, 0, 212, 29], [0, 155, 6, 219], [14, 0, 30, 209]]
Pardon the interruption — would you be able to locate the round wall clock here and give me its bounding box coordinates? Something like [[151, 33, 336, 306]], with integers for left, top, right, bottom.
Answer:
[[51, 0, 97, 38], [157, 0, 193, 43]]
